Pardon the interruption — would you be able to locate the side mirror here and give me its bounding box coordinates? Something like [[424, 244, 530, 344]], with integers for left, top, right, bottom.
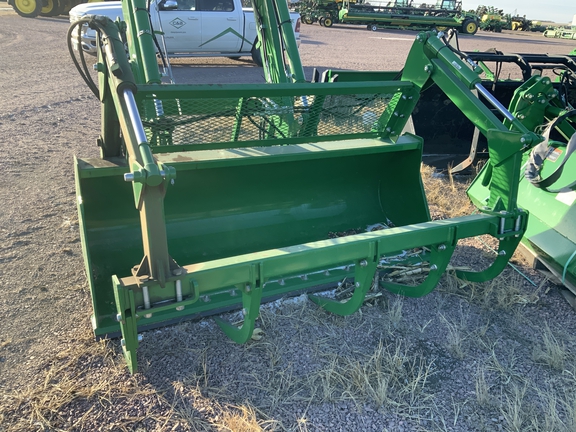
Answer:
[[161, 0, 178, 10]]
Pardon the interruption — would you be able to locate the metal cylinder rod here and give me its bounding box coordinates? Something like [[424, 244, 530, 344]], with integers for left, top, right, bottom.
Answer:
[[176, 280, 183, 303], [122, 89, 149, 145], [474, 83, 516, 123], [142, 285, 151, 309], [122, 89, 156, 167]]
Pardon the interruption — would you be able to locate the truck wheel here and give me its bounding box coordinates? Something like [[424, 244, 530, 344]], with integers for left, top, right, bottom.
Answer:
[[303, 16, 313, 25], [462, 19, 478, 35], [370, 24, 378, 32], [319, 17, 325, 27], [251, 42, 263, 67], [11, 0, 42, 17], [323, 17, 333, 27]]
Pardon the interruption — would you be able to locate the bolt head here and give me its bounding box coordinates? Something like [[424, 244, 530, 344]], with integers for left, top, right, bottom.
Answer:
[[120, 339, 126, 347], [498, 250, 507, 256], [360, 260, 368, 267], [355, 282, 360, 287], [430, 264, 438, 271], [438, 244, 446, 251], [115, 313, 122, 322], [137, 334, 143, 342]]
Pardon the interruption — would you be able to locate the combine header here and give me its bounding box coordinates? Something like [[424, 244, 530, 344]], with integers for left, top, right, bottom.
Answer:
[[68, 0, 575, 373]]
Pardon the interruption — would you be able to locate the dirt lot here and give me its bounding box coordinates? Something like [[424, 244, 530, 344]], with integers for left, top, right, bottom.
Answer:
[[1, 10, 576, 431]]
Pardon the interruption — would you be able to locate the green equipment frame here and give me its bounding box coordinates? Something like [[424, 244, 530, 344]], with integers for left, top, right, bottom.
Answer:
[[70, 0, 551, 373]]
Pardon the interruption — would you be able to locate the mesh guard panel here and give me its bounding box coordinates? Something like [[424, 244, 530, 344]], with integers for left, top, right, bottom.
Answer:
[[137, 90, 396, 147]]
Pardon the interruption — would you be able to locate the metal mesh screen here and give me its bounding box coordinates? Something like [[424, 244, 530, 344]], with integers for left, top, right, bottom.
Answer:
[[137, 91, 395, 147]]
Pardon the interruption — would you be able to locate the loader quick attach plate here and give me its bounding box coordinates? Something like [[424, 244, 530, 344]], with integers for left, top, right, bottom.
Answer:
[[76, 80, 527, 372]]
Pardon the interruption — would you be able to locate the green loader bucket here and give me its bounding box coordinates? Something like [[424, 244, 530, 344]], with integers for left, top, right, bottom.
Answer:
[[76, 82, 430, 341], [77, 136, 429, 337]]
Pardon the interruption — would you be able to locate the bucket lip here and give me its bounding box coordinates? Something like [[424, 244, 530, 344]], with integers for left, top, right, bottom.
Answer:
[[76, 136, 424, 175], [150, 136, 423, 168]]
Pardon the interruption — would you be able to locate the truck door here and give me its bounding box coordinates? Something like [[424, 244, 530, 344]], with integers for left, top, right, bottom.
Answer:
[[157, 0, 202, 53], [198, 0, 243, 52]]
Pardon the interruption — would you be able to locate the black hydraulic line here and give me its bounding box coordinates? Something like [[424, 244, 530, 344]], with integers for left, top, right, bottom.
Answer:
[[67, 20, 99, 97], [146, 0, 168, 69]]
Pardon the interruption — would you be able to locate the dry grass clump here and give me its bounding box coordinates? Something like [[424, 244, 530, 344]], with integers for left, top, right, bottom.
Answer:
[[309, 339, 434, 412], [532, 322, 571, 371], [0, 326, 276, 432], [440, 270, 541, 310], [420, 164, 474, 219]]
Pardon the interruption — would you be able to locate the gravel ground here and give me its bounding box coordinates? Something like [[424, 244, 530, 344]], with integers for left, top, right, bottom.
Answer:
[[1, 9, 576, 431]]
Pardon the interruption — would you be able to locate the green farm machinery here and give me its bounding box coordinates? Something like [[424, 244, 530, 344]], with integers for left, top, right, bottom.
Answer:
[[338, 0, 479, 34], [298, 0, 479, 33], [68, 0, 575, 373], [544, 27, 576, 40], [298, 0, 342, 26]]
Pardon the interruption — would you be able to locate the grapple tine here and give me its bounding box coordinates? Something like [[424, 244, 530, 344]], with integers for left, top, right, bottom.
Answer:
[[309, 259, 378, 316]]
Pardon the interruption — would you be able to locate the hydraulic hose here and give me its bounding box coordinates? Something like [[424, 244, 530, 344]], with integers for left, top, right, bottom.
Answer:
[[67, 19, 99, 97]]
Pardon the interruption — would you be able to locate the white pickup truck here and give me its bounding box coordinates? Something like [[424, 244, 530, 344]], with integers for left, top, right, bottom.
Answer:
[[69, 0, 301, 66]]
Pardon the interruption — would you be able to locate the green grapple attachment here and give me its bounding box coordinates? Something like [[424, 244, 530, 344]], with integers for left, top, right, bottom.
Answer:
[[71, 1, 546, 373]]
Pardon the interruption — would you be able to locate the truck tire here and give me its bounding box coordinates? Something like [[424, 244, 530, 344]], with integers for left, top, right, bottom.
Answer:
[[462, 19, 478, 35], [10, 0, 42, 17], [251, 42, 263, 67], [318, 17, 325, 26], [323, 17, 333, 27], [370, 24, 378, 32]]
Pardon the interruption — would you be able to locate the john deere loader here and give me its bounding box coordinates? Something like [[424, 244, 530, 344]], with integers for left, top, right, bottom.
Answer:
[[68, 0, 576, 373]]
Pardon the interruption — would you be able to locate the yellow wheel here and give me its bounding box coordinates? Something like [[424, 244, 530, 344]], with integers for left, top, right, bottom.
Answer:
[[40, 0, 62, 16], [436, 25, 448, 32], [462, 19, 478, 35], [61, 0, 73, 14], [11, 0, 42, 17], [323, 17, 333, 27]]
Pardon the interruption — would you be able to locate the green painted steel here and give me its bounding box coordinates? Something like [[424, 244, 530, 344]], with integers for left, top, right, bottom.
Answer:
[[468, 75, 576, 292], [71, 1, 537, 372], [337, 0, 479, 33]]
